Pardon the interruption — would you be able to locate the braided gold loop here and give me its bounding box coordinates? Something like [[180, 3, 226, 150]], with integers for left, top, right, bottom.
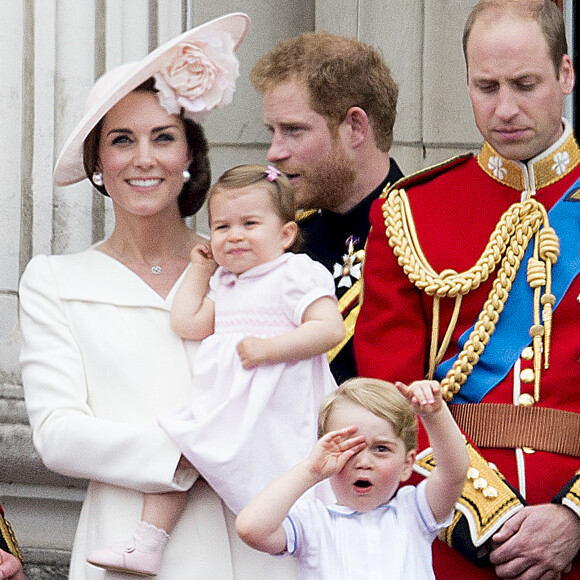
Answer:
[[382, 189, 552, 402], [538, 227, 560, 263], [541, 290, 556, 370], [539, 226, 559, 369], [527, 258, 546, 288], [530, 230, 543, 397], [440, 230, 534, 401], [383, 191, 543, 298], [529, 325, 544, 401]]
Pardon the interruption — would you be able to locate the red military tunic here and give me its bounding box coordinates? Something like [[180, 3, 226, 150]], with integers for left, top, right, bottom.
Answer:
[[355, 121, 580, 578]]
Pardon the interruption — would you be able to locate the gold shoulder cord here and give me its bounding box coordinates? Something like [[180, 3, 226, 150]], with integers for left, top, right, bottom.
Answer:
[[382, 188, 559, 402]]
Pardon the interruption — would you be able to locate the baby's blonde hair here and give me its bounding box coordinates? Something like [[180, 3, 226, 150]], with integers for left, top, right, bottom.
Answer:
[[318, 377, 418, 452]]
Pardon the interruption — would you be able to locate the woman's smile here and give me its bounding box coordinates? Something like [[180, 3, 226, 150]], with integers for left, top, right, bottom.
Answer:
[[97, 91, 192, 217], [127, 178, 163, 188]]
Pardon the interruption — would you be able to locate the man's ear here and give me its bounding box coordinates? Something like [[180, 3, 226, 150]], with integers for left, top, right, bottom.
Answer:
[[343, 106, 369, 148], [281, 220, 298, 250], [559, 54, 575, 96]]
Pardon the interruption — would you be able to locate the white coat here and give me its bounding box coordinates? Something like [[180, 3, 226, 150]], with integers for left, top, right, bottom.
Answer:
[[19, 248, 297, 579]]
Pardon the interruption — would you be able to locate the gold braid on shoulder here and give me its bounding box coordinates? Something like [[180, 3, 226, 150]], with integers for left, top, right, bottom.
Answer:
[[382, 188, 559, 402]]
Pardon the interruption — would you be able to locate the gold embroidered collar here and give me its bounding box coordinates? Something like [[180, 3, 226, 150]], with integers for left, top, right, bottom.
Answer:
[[477, 119, 580, 192]]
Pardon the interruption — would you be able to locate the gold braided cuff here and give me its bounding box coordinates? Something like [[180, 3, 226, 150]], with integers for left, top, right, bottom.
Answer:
[[0, 513, 24, 563], [415, 440, 524, 562], [553, 470, 580, 519]]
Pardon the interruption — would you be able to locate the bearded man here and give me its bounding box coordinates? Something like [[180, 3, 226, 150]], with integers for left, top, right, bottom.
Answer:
[[251, 32, 402, 382]]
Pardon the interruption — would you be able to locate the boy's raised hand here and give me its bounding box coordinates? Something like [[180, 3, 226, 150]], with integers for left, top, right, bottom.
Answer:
[[235, 426, 365, 556], [395, 380, 443, 416], [306, 426, 366, 481]]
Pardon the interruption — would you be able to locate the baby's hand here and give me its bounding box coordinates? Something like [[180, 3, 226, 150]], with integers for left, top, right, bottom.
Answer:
[[190, 243, 217, 276], [307, 426, 366, 481], [395, 380, 443, 416], [237, 336, 269, 369]]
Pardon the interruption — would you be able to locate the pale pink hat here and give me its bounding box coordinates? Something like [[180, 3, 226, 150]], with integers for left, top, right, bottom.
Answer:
[[54, 12, 250, 186]]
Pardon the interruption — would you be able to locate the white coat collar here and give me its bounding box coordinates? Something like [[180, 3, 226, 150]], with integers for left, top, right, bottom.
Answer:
[[46, 247, 187, 308]]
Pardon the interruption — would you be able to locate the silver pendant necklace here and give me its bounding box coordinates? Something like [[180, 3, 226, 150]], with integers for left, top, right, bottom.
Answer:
[[104, 235, 191, 276]]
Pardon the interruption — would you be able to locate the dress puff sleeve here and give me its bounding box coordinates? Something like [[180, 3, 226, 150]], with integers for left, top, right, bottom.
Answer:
[[19, 253, 197, 494], [282, 253, 337, 326]]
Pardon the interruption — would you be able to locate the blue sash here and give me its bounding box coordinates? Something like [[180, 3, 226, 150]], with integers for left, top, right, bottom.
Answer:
[[435, 178, 580, 403]]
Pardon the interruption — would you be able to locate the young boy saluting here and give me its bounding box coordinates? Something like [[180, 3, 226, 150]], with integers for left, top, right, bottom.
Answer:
[[236, 377, 469, 579]]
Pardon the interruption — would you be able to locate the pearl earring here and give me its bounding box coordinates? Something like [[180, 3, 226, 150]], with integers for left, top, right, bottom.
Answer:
[[92, 171, 104, 186], [182, 169, 191, 183]]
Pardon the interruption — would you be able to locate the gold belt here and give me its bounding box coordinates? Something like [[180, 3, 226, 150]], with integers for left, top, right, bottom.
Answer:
[[450, 403, 580, 457]]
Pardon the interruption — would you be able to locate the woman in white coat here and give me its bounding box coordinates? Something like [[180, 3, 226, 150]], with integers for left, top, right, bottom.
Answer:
[[19, 13, 297, 580]]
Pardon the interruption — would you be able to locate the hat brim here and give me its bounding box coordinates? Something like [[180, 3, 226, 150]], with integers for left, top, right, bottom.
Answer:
[[54, 12, 250, 186]]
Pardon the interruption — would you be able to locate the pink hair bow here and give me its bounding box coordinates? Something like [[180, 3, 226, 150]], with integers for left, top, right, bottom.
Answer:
[[265, 165, 281, 181]]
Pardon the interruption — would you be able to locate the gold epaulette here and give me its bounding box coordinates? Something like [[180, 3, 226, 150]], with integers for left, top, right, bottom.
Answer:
[[0, 512, 24, 563], [295, 208, 318, 222], [415, 440, 524, 562], [379, 154, 473, 200]]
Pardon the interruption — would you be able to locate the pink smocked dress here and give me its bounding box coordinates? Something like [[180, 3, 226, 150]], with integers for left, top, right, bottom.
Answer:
[[159, 252, 338, 513]]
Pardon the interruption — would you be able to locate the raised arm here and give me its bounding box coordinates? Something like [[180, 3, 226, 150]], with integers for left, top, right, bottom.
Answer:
[[236, 426, 365, 554], [237, 295, 345, 369], [396, 380, 469, 523], [170, 244, 217, 341]]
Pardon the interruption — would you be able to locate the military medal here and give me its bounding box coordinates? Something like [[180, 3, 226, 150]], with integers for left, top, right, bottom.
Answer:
[[333, 235, 365, 289]]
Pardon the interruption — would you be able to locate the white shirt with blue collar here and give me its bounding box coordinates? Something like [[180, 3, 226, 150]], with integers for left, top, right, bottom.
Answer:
[[281, 479, 452, 580]]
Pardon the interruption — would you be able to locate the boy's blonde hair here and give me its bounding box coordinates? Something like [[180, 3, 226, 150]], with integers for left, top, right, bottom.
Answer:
[[208, 164, 301, 252], [318, 378, 418, 452]]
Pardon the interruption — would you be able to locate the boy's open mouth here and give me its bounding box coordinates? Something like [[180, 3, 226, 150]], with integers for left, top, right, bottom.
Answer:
[[354, 479, 371, 488]]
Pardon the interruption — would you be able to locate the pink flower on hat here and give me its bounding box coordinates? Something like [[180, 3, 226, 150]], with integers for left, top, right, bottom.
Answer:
[[154, 32, 239, 122]]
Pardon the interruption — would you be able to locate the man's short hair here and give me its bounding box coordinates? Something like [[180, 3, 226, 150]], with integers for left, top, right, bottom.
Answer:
[[251, 32, 398, 152], [463, 0, 568, 77]]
